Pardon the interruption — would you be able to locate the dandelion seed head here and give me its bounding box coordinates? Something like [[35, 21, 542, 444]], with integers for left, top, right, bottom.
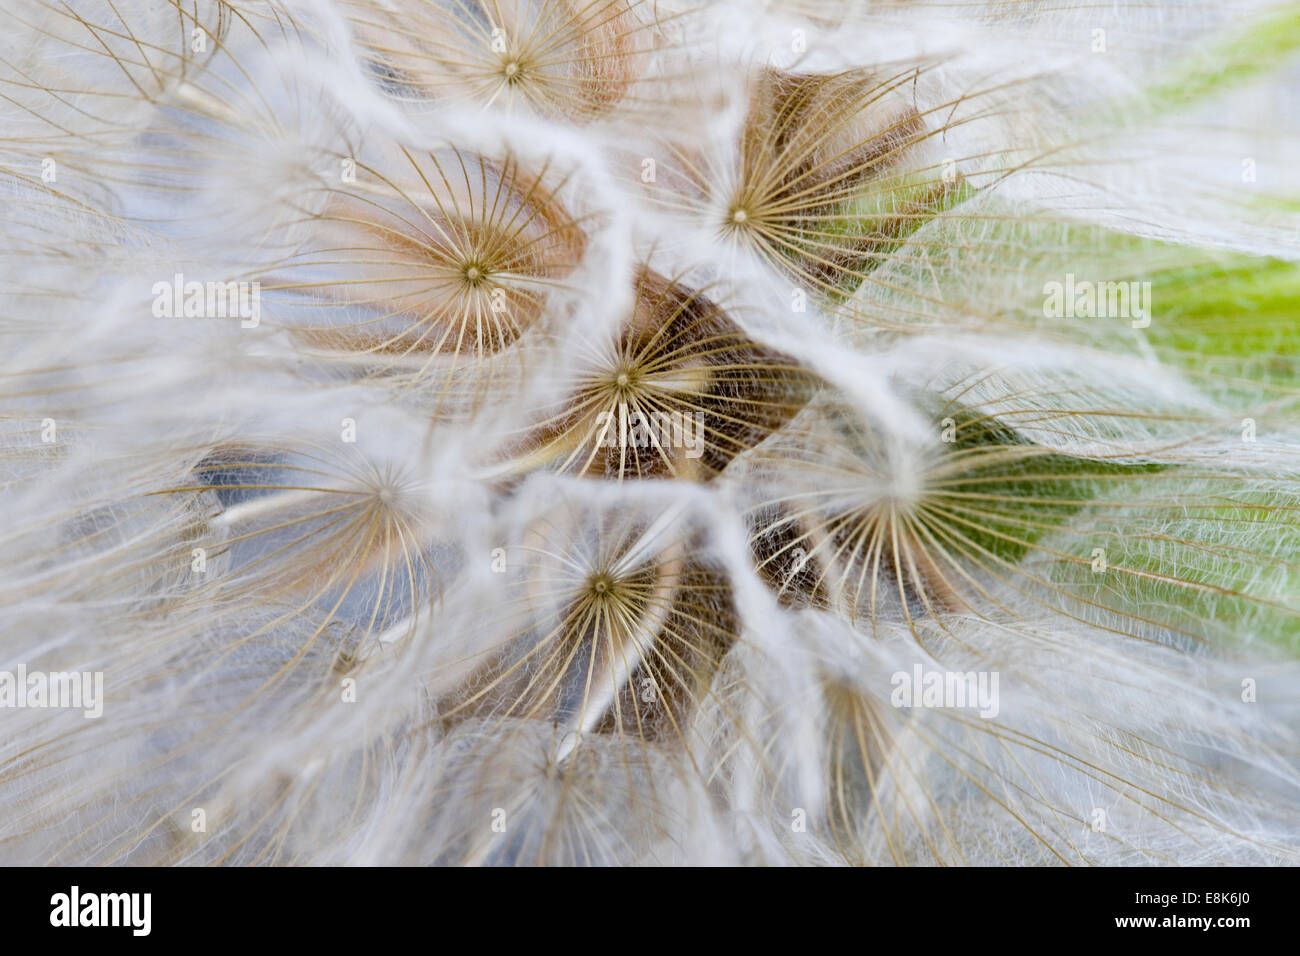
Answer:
[[1, 0, 1298, 868]]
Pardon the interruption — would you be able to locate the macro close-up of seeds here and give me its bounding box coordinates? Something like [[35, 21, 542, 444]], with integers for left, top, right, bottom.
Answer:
[[1, 0, 1299, 870]]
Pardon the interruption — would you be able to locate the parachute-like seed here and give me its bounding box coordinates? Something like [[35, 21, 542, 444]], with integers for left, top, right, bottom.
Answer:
[[342, 0, 667, 122], [431, 494, 738, 752], [496, 267, 817, 481], [742, 388, 1300, 651], [265, 144, 587, 411]]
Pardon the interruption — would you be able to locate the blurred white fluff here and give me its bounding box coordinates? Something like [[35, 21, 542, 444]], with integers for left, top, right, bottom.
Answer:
[[0, 0, 1298, 865]]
